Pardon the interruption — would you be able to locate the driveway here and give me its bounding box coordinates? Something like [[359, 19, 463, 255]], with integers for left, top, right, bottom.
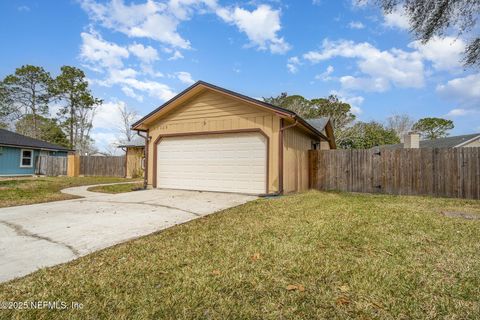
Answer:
[[0, 185, 256, 283]]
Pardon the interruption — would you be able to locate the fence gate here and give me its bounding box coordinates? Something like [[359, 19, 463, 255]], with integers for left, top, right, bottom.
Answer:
[[35, 156, 68, 176], [309, 148, 480, 199]]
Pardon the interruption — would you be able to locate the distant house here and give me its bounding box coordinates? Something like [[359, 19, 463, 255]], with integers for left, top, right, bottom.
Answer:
[[0, 128, 71, 177], [118, 136, 145, 178], [382, 132, 480, 149]]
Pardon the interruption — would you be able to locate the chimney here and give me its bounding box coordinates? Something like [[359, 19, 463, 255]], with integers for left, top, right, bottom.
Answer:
[[404, 132, 419, 148]]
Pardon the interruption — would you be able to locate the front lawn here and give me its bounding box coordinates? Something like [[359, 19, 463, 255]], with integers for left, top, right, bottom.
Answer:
[[87, 181, 144, 194], [1, 191, 479, 319], [0, 176, 139, 207]]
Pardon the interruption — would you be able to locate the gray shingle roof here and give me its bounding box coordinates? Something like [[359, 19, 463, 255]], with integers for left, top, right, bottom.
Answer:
[[0, 128, 71, 151], [117, 135, 146, 148], [306, 117, 330, 132], [381, 133, 480, 149]]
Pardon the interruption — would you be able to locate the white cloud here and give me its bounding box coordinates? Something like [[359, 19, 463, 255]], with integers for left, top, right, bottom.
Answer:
[[339, 76, 390, 92], [81, 0, 290, 55], [176, 71, 195, 84], [93, 100, 125, 129], [383, 6, 409, 30], [117, 77, 177, 101], [304, 39, 424, 92], [80, 0, 192, 49], [331, 90, 364, 115], [121, 86, 144, 102], [80, 31, 130, 69], [409, 36, 465, 72], [315, 65, 334, 81], [445, 108, 475, 117], [128, 43, 159, 64], [351, 0, 368, 8], [17, 5, 30, 12], [287, 56, 300, 73], [168, 50, 184, 60], [348, 21, 364, 29], [437, 74, 480, 104], [217, 5, 290, 54]]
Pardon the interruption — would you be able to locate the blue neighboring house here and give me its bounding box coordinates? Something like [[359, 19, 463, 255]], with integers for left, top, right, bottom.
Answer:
[[0, 128, 71, 176]]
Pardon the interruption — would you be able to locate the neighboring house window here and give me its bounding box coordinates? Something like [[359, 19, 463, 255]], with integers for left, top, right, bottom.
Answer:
[[20, 149, 33, 167]]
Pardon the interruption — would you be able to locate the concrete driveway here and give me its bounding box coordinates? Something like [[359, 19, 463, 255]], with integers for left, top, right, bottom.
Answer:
[[0, 185, 256, 283]]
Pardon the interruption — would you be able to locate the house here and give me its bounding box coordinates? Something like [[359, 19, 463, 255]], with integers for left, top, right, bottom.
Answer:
[[0, 128, 71, 176], [118, 136, 146, 178], [132, 81, 336, 195], [383, 132, 480, 149]]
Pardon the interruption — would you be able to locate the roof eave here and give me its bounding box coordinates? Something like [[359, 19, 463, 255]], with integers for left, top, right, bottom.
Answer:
[[0, 143, 72, 152]]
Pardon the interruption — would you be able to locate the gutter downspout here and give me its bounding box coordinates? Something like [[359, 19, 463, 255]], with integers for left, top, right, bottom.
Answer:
[[278, 118, 299, 194], [136, 130, 149, 189]]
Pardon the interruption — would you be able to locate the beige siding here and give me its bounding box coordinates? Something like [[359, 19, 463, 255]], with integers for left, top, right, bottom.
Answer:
[[463, 137, 480, 147], [126, 147, 144, 178], [283, 127, 315, 193], [147, 90, 281, 193]]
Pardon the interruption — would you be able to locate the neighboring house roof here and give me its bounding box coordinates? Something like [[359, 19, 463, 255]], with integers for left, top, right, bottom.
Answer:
[[117, 135, 146, 148], [382, 133, 480, 149], [306, 118, 330, 132], [131, 81, 334, 147], [0, 128, 71, 151]]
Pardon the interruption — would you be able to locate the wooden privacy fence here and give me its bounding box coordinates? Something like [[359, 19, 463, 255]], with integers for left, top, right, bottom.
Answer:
[[79, 156, 126, 177], [309, 148, 480, 199], [35, 156, 68, 176]]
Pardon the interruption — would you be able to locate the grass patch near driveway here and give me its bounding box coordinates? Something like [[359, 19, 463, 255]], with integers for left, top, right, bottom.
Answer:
[[1, 191, 479, 319], [0, 176, 139, 208], [87, 182, 144, 194]]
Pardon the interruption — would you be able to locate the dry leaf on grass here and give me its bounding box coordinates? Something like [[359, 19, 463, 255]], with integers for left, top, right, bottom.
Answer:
[[286, 284, 305, 292], [339, 285, 349, 292], [211, 270, 221, 276], [251, 253, 261, 261], [336, 296, 350, 305]]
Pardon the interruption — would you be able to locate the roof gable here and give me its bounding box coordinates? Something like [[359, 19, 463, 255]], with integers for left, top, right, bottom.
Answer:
[[132, 81, 331, 143], [132, 81, 295, 130]]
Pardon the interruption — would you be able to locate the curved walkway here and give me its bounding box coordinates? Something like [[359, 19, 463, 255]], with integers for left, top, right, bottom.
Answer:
[[0, 184, 256, 283], [61, 181, 140, 197]]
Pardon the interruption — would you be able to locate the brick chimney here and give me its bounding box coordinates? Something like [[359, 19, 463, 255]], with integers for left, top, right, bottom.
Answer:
[[403, 132, 420, 148]]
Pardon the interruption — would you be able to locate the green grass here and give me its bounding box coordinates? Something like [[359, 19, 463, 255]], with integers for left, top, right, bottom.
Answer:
[[0, 176, 139, 207], [87, 182, 144, 194], [1, 191, 479, 319]]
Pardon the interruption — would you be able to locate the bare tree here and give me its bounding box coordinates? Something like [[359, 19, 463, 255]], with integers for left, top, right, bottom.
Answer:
[[117, 103, 139, 143], [386, 113, 415, 142]]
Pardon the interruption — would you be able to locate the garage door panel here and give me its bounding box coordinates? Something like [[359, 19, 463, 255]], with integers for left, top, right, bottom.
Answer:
[[156, 132, 267, 194]]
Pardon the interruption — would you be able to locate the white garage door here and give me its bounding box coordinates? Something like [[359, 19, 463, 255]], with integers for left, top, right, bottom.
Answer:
[[156, 132, 267, 194]]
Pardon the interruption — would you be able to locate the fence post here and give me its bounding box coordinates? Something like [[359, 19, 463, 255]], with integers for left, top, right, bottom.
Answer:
[[67, 154, 80, 177]]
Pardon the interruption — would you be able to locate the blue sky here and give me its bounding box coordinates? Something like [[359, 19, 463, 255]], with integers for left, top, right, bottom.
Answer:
[[1, 0, 479, 151]]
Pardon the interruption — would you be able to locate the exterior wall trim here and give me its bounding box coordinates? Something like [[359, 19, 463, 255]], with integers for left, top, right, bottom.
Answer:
[[278, 118, 284, 194], [152, 128, 271, 194]]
